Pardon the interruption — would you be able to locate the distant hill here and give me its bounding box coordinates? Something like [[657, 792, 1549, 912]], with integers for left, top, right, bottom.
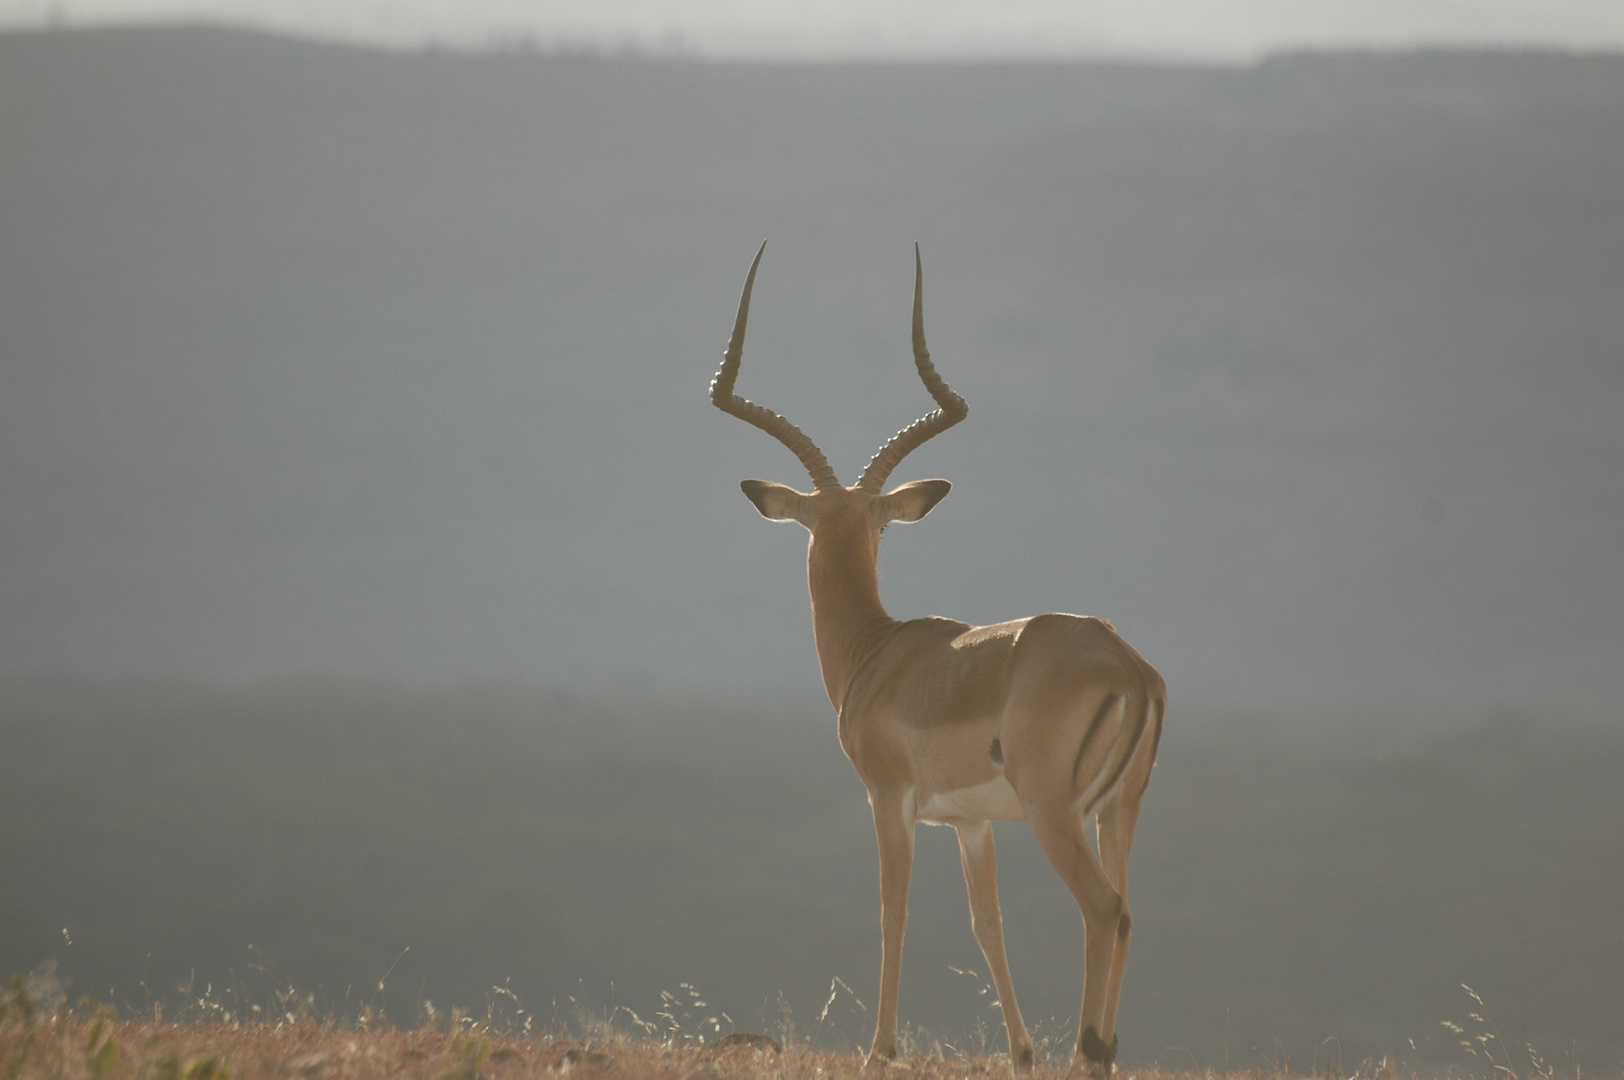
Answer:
[[1, 679, 1620, 1068], [2, 28, 1622, 719]]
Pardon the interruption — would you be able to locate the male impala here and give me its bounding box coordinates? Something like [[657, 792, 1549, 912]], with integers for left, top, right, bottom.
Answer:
[[710, 243, 1165, 1078]]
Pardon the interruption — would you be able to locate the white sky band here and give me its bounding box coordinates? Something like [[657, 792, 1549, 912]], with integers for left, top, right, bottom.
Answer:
[[3, 0, 1624, 60]]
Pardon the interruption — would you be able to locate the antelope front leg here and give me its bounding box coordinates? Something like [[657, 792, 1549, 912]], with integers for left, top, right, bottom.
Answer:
[[955, 821, 1036, 1071], [865, 798, 915, 1069]]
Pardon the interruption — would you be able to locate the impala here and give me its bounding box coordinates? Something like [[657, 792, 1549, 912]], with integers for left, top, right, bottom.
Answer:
[[710, 243, 1165, 1077]]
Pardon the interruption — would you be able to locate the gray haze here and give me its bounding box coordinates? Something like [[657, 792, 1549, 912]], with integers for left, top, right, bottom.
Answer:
[[2, 28, 1623, 721]]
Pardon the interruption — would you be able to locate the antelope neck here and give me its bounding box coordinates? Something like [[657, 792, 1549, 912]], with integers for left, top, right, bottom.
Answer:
[[806, 525, 897, 712]]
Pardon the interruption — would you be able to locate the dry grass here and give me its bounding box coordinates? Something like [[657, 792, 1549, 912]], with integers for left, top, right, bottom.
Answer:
[[0, 1010, 1249, 1080], [9, 973, 1376, 1080], [0, 972, 1462, 1080]]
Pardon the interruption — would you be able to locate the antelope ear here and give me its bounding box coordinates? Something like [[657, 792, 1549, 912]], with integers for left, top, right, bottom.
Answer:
[[881, 479, 951, 524], [740, 479, 811, 524]]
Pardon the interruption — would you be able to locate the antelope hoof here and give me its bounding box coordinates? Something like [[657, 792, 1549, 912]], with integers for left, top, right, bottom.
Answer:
[[863, 1048, 895, 1072], [1011, 1041, 1036, 1073], [1076, 1028, 1118, 1078]]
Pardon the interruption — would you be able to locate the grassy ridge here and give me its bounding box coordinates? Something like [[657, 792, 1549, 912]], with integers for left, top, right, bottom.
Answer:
[[1, 679, 1620, 1071], [0, 976, 1541, 1080]]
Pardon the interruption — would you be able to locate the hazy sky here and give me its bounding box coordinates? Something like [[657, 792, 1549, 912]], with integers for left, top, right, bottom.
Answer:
[[3, 0, 1624, 58]]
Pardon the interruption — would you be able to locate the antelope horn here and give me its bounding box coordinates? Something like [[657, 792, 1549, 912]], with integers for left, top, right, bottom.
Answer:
[[710, 241, 840, 490], [856, 243, 968, 492]]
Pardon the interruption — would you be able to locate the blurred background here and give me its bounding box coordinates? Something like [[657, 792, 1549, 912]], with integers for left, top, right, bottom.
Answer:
[[2, 2, 1621, 1072]]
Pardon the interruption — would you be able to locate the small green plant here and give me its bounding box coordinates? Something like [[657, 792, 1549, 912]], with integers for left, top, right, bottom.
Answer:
[[82, 999, 121, 1080], [144, 1052, 231, 1080], [438, 1009, 492, 1080], [1, 974, 38, 1027], [3, 975, 42, 1080], [185, 1055, 230, 1080]]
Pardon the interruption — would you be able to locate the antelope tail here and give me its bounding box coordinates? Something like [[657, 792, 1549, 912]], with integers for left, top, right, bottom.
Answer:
[[1071, 692, 1155, 818]]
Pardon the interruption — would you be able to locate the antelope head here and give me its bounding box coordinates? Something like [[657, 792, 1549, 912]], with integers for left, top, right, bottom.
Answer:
[[710, 242, 967, 555]]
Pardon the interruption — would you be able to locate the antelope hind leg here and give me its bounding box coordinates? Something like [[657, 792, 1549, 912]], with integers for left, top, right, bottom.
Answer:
[[1024, 807, 1124, 1079]]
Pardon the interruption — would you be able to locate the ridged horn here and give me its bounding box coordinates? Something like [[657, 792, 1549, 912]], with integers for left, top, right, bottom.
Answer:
[[856, 243, 968, 492], [710, 241, 840, 490]]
